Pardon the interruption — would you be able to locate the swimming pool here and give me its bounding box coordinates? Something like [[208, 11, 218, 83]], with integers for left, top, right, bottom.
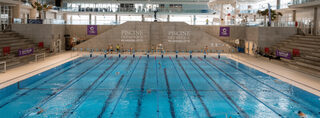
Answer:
[[0, 55, 319, 118]]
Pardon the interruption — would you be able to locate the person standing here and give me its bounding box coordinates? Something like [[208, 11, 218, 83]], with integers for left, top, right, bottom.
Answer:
[[116, 44, 120, 53], [109, 45, 113, 54]]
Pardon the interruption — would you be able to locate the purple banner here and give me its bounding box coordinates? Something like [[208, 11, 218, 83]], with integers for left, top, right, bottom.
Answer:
[[87, 25, 97, 35], [276, 50, 291, 59], [219, 27, 230, 37], [18, 48, 34, 56]]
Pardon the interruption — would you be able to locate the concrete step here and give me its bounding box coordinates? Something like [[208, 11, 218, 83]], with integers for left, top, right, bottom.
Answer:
[[0, 61, 21, 70], [301, 54, 320, 61], [0, 34, 20, 38], [284, 45, 315, 52], [0, 37, 27, 41], [288, 42, 320, 49], [295, 61, 320, 71], [290, 39, 320, 45], [0, 39, 33, 45], [292, 35, 320, 39], [295, 57, 320, 66], [0, 41, 32, 47], [287, 62, 320, 77], [0, 44, 37, 54], [291, 37, 320, 42]]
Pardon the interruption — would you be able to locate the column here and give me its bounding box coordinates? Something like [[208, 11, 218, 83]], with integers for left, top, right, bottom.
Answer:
[[313, 7, 318, 35], [277, 0, 281, 9], [115, 14, 118, 24], [63, 13, 67, 24], [89, 14, 92, 25], [193, 15, 196, 25], [13, 4, 21, 19], [94, 15, 97, 25], [167, 15, 170, 22], [142, 14, 145, 22], [30, 0, 37, 19], [220, 4, 224, 25], [293, 10, 296, 22]]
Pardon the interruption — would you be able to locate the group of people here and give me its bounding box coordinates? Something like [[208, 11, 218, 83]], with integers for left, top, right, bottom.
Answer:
[[255, 49, 280, 60], [106, 44, 122, 54]]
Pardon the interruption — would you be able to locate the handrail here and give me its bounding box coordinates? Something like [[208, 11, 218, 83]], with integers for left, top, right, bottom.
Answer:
[[35, 53, 46, 62], [0, 61, 6, 73]]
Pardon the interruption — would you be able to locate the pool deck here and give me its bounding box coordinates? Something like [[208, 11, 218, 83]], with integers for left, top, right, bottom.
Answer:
[[0, 52, 319, 97], [226, 53, 320, 97], [0, 52, 80, 89]]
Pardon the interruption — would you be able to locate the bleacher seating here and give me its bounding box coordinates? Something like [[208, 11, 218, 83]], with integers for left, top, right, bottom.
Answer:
[[272, 35, 320, 75], [0, 31, 49, 70]]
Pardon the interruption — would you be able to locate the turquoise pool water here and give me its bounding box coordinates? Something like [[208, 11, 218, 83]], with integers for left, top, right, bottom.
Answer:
[[0, 55, 319, 118]]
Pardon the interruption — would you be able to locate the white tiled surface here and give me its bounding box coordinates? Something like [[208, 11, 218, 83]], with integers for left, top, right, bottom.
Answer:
[[0, 52, 319, 97], [0, 52, 80, 89], [226, 53, 320, 97]]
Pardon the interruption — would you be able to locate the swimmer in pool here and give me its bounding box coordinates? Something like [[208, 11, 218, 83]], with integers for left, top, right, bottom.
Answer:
[[147, 89, 151, 94], [116, 72, 120, 75], [298, 111, 306, 118], [36, 107, 44, 114]]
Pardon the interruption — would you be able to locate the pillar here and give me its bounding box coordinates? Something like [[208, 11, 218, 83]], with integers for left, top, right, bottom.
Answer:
[[29, 0, 37, 19], [63, 13, 67, 24], [313, 7, 318, 35], [89, 14, 92, 25], [277, 0, 281, 9], [193, 15, 196, 25], [115, 14, 118, 24], [141, 14, 144, 22], [13, 4, 21, 19], [94, 15, 97, 25], [293, 10, 296, 22], [220, 4, 224, 25], [167, 15, 170, 22]]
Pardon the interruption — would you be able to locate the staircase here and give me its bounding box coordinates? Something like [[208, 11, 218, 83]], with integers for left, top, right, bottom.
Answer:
[[0, 31, 48, 70], [272, 35, 320, 75]]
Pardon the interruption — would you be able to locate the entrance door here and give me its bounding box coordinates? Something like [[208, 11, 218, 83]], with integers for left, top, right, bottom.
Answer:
[[0, 5, 12, 31], [245, 41, 249, 54], [248, 41, 253, 55], [245, 41, 254, 55]]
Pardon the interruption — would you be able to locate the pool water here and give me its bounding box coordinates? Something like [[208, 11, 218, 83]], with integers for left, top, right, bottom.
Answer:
[[0, 56, 319, 118]]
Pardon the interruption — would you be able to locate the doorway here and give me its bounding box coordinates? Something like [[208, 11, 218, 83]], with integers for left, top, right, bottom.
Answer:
[[0, 5, 13, 31], [245, 41, 256, 55]]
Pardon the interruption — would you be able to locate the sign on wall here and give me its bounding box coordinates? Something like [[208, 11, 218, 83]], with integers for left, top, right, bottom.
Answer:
[[167, 31, 191, 43], [219, 27, 230, 37], [18, 48, 34, 56], [87, 25, 98, 35], [276, 50, 291, 59], [27, 19, 43, 24], [120, 30, 144, 42]]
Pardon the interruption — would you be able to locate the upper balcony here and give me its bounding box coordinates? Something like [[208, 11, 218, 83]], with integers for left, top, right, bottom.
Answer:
[[0, 0, 21, 5], [63, 0, 210, 5], [289, 0, 320, 8], [61, 7, 213, 15]]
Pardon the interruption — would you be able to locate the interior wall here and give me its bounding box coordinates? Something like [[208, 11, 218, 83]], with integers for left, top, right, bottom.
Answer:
[[12, 23, 296, 53], [65, 25, 116, 41], [75, 22, 232, 52], [198, 25, 296, 49], [12, 24, 65, 52]]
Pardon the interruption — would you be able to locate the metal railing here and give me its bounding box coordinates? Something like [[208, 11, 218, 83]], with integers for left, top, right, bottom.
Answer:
[[35, 53, 46, 62], [292, 0, 320, 5], [0, 61, 6, 73]]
